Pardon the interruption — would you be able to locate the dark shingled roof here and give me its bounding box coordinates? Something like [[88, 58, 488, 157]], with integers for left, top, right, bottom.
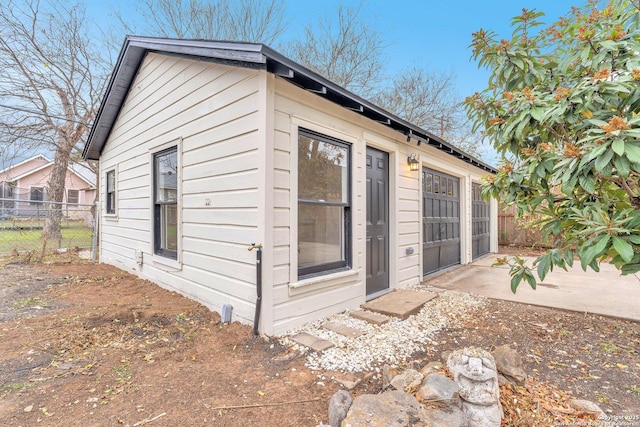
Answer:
[[83, 36, 495, 174]]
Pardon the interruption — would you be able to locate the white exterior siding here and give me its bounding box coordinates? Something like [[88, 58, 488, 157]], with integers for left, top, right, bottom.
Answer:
[[96, 49, 497, 336], [269, 77, 497, 335], [86, 39, 500, 337], [271, 79, 368, 334], [99, 53, 265, 325]]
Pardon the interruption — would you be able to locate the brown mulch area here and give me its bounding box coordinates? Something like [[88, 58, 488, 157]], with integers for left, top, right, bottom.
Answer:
[[0, 251, 638, 426], [423, 299, 640, 424]]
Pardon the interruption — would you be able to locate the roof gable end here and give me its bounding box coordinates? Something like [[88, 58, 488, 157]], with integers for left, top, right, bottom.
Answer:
[[6, 160, 95, 187], [0, 154, 52, 177]]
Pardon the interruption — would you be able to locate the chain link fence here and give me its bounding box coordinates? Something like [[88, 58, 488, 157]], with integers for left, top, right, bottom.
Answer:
[[0, 197, 96, 256]]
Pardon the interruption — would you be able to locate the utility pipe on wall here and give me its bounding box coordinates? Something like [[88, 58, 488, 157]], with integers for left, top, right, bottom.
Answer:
[[248, 243, 263, 335]]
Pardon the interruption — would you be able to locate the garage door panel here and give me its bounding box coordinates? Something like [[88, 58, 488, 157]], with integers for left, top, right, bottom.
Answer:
[[472, 182, 491, 259], [424, 247, 439, 274], [423, 167, 461, 276], [441, 242, 460, 269]]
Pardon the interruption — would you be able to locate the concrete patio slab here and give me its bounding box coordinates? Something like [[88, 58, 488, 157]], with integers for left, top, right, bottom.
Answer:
[[427, 254, 640, 322], [362, 290, 438, 320]]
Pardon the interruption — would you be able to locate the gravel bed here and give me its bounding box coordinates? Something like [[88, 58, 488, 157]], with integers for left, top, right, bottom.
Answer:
[[278, 288, 486, 373]]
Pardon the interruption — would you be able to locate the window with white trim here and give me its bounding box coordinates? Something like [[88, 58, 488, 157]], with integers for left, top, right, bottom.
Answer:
[[153, 147, 178, 259], [106, 170, 116, 214], [67, 189, 79, 205], [297, 129, 351, 277]]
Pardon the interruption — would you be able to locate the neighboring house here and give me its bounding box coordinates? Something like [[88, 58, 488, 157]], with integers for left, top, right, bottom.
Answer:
[[0, 154, 96, 217], [83, 36, 498, 335]]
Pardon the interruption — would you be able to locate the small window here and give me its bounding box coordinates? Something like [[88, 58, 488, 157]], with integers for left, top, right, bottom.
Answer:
[[297, 129, 351, 277], [106, 170, 116, 214], [154, 147, 178, 259], [67, 189, 79, 205], [0, 182, 14, 199], [30, 187, 45, 204]]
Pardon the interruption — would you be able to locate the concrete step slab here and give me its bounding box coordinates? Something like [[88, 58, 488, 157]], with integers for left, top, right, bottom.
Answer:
[[362, 290, 438, 320], [291, 332, 334, 351], [323, 321, 364, 338], [350, 309, 390, 325]]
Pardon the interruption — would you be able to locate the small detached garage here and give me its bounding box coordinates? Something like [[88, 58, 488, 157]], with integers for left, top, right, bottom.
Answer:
[[83, 36, 498, 335]]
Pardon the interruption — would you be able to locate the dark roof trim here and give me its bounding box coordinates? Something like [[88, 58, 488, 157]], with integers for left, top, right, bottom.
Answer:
[[83, 36, 496, 174]]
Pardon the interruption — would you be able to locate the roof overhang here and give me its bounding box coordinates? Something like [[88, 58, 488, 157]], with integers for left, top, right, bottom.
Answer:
[[83, 36, 496, 174]]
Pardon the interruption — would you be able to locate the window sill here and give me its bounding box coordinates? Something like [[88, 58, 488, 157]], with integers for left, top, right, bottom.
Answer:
[[103, 214, 118, 221], [289, 269, 359, 295]]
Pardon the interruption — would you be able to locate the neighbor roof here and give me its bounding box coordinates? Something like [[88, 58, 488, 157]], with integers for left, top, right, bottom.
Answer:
[[83, 36, 495, 173], [0, 154, 51, 176], [3, 157, 96, 188]]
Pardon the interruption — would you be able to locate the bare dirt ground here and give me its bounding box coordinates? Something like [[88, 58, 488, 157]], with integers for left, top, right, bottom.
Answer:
[[0, 250, 638, 426]]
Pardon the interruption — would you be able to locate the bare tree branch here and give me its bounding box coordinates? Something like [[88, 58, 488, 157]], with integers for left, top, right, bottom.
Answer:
[[373, 67, 484, 157], [286, 1, 387, 99], [116, 0, 288, 44], [0, 0, 109, 244]]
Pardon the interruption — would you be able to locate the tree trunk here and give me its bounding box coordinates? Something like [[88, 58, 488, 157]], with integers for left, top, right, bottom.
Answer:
[[44, 139, 73, 248]]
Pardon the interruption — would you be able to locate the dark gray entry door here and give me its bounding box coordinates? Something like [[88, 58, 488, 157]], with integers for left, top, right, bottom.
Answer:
[[472, 183, 491, 259], [423, 167, 460, 276], [366, 147, 389, 296]]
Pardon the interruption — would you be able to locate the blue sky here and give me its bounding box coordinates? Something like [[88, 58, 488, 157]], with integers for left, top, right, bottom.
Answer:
[[92, 0, 585, 99], [283, 0, 583, 97], [84, 0, 586, 165]]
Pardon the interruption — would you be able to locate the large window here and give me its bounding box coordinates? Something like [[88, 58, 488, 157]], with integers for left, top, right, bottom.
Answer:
[[154, 147, 178, 259], [106, 170, 116, 214], [298, 129, 351, 277]]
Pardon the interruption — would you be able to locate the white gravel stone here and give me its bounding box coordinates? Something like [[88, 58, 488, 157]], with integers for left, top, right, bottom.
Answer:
[[278, 290, 486, 372]]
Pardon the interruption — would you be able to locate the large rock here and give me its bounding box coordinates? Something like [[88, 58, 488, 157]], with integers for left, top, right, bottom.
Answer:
[[492, 345, 527, 386], [342, 390, 430, 427], [447, 347, 502, 427], [328, 390, 352, 427], [389, 368, 423, 393], [416, 373, 460, 406]]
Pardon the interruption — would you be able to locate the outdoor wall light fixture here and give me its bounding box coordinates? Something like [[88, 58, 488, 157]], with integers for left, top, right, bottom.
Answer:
[[407, 153, 420, 171]]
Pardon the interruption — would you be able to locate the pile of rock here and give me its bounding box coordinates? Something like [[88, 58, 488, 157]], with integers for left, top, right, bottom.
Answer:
[[320, 344, 606, 426], [320, 345, 528, 427]]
